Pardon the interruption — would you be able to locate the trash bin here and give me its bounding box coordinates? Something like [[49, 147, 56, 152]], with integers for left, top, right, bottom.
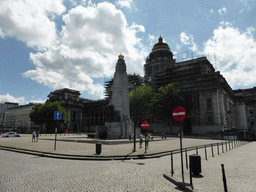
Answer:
[[189, 154, 201, 175], [96, 142, 102, 154]]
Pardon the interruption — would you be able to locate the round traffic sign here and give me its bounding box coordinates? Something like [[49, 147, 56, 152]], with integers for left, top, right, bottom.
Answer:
[[172, 107, 186, 121], [141, 121, 149, 129]]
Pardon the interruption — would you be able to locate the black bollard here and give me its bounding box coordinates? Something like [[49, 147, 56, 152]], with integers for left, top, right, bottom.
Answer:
[[96, 142, 102, 154], [171, 151, 174, 176], [205, 145, 207, 161], [185, 149, 188, 170], [211, 144, 214, 157], [221, 164, 228, 192], [189, 156, 194, 190]]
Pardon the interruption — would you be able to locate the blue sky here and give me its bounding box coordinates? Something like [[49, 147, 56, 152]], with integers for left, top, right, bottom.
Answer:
[[1, 0, 256, 105]]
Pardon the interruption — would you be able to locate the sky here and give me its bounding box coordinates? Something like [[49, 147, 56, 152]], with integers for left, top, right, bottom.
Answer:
[[1, 0, 256, 105]]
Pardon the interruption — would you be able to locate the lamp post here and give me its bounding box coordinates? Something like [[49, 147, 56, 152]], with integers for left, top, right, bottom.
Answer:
[[133, 82, 137, 152]]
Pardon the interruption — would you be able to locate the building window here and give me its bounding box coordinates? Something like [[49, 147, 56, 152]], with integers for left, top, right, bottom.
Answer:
[[207, 98, 212, 110], [251, 121, 255, 129], [73, 111, 77, 120], [249, 110, 254, 118], [207, 115, 213, 124]]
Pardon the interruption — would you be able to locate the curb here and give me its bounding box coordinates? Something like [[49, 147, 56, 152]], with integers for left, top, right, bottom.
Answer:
[[0, 146, 174, 161], [40, 138, 165, 145]]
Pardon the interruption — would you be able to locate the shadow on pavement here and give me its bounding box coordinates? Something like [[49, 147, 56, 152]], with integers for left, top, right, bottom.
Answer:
[[163, 174, 193, 192], [192, 174, 204, 178], [122, 151, 136, 161]]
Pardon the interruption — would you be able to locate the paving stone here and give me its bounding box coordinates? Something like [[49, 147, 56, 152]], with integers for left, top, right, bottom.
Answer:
[[0, 135, 253, 191]]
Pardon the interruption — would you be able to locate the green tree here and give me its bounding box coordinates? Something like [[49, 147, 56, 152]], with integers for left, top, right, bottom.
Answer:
[[129, 84, 154, 126], [30, 101, 68, 133], [152, 83, 182, 126]]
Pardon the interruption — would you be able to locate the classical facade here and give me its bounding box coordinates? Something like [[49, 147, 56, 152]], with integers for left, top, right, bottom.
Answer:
[[144, 36, 254, 138], [45, 88, 109, 133], [47, 88, 93, 133], [234, 88, 256, 133]]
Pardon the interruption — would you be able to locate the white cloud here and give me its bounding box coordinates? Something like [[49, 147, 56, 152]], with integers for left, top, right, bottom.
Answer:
[[116, 0, 133, 9], [179, 32, 198, 52], [0, 93, 45, 105], [238, 0, 256, 13], [67, 0, 92, 6], [0, 0, 66, 51], [29, 99, 47, 104], [239, 0, 253, 8], [210, 9, 214, 13], [203, 23, 256, 88], [180, 32, 190, 45], [148, 34, 155, 46], [22, 2, 146, 99], [218, 7, 227, 15], [0, 93, 26, 105]]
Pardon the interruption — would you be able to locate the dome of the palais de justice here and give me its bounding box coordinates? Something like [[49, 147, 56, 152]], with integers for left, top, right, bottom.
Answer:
[[152, 35, 170, 51]]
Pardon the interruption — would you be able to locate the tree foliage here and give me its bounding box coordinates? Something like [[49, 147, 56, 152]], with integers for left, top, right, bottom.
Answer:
[[152, 83, 182, 124], [129, 84, 154, 125], [129, 83, 183, 126], [30, 101, 68, 133]]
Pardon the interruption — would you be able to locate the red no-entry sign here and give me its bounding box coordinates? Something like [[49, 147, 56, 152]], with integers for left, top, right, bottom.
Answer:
[[141, 121, 149, 129], [172, 106, 186, 121]]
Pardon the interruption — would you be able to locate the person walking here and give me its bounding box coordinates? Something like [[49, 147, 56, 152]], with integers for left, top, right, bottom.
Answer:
[[162, 132, 166, 139], [32, 130, 36, 142], [145, 133, 150, 150], [36, 131, 39, 142], [139, 133, 143, 148], [131, 132, 134, 140]]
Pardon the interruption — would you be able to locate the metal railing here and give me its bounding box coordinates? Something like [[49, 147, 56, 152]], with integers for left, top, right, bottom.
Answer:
[[170, 140, 249, 177]]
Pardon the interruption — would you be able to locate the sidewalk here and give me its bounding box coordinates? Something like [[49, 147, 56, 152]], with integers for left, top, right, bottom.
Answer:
[[1, 134, 227, 160], [0, 134, 253, 191], [164, 141, 255, 192]]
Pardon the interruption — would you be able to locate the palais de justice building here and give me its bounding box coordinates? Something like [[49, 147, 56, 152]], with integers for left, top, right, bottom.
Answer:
[[143, 36, 250, 135], [5, 36, 253, 137]]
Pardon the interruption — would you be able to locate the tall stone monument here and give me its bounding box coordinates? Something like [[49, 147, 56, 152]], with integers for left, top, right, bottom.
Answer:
[[102, 54, 134, 139], [110, 53, 130, 121]]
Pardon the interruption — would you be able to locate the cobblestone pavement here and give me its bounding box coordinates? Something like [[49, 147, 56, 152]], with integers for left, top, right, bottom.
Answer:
[[0, 135, 254, 191], [167, 141, 256, 192], [0, 135, 226, 159], [1, 150, 179, 192]]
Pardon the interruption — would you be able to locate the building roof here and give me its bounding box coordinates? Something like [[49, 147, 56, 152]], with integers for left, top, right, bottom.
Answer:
[[5, 103, 35, 110], [4, 102, 19, 105], [152, 35, 170, 51]]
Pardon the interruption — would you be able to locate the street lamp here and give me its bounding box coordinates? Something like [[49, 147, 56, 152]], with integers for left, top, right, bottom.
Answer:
[[133, 82, 137, 152]]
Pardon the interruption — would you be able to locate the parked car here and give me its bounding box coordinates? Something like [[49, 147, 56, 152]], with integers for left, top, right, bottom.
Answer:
[[2, 132, 21, 137]]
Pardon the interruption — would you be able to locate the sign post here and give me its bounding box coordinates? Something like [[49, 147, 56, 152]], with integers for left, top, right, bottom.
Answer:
[[172, 106, 186, 183], [54, 111, 62, 151], [141, 121, 149, 153], [141, 121, 149, 130]]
